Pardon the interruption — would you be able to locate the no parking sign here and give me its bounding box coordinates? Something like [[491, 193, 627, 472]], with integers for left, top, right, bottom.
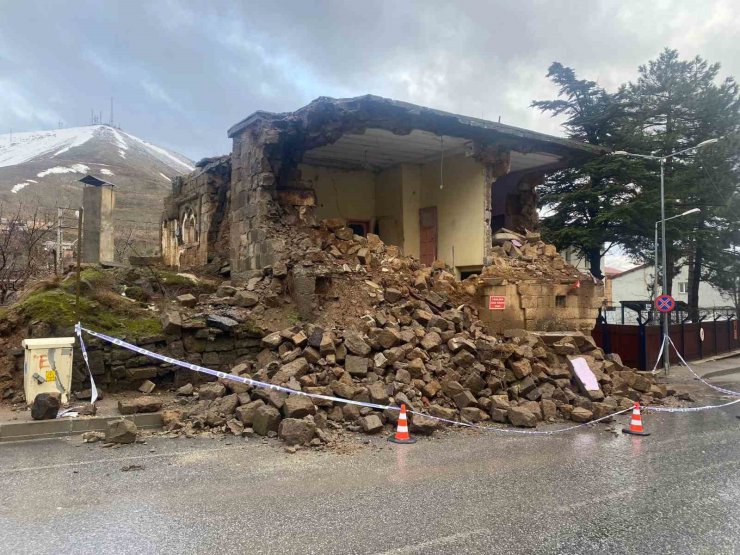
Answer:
[[655, 294, 675, 313]]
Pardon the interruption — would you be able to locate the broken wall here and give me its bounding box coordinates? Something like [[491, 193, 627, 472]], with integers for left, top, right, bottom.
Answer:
[[220, 96, 604, 333], [162, 156, 231, 271], [226, 98, 517, 280], [300, 164, 376, 222], [477, 279, 603, 333], [491, 171, 541, 234]]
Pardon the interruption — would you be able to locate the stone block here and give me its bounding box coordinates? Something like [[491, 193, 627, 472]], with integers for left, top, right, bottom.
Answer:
[[106, 419, 137, 444], [253, 405, 281, 436], [278, 418, 316, 445]]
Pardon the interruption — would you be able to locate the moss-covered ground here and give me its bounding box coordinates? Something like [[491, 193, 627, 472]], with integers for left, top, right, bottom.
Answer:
[[16, 288, 161, 339]]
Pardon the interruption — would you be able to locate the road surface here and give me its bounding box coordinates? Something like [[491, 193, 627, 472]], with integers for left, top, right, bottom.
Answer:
[[1, 389, 738, 555]]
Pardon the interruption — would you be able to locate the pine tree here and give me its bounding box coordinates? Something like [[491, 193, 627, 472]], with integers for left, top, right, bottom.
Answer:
[[622, 49, 740, 316], [535, 52, 740, 317], [532, 63, 646, 278]]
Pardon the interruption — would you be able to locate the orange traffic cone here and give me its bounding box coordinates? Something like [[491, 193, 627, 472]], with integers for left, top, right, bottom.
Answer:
[[388, 404, 417, 444], [622, 402, 651, 436]]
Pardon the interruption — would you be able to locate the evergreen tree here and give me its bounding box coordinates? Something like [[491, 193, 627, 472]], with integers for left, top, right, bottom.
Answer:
[[534, 51, 740, 318], [532, 63, 646, 278], [622, 49, 740, 316]]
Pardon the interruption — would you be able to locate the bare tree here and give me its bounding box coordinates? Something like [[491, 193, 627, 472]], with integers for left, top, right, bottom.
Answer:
[[0, 203, 55, 304], [114, 225, 136, 263]]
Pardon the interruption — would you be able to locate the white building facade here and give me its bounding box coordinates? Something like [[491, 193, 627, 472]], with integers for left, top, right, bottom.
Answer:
[[610, 263, 732, 308]]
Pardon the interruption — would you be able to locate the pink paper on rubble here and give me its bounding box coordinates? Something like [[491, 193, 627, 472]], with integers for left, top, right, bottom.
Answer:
[[569, 357, 600, 391]]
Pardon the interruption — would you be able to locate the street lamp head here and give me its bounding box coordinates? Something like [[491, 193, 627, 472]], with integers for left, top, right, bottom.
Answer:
[[680, 208, 701, 216], [611, 151, 629, 156]]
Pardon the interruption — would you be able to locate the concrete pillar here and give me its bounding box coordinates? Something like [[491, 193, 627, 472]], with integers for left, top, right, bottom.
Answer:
[[82, 184, 115, 263]]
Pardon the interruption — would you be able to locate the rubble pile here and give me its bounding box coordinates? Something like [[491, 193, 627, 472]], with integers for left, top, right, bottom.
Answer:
[[155, 219, 668, 446], [485, 228, 586, 282]]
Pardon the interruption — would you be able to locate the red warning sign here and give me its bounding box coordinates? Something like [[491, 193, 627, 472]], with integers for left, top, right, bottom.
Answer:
[[489, 295, 506, 310]]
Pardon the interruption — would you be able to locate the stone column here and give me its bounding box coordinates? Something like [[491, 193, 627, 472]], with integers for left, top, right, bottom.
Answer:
[[82, 184, 115, 263], [229, 125, 281, 277]]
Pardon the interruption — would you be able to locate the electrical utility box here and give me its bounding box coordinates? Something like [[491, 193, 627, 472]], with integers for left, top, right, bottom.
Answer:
[[22, 337, 75, 405]]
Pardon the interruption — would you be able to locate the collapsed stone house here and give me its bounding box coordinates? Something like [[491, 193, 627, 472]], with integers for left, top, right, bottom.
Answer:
[[162, 95, 608, 331]]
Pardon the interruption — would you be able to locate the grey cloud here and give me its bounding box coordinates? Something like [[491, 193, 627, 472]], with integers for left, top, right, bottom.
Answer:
[[0, 0, 737, 160]]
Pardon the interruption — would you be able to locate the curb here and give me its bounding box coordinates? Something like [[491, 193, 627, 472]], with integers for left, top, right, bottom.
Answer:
[[0, 413, 163, 443], [692, 349, 740, 365], [700, 367, 740, 380]]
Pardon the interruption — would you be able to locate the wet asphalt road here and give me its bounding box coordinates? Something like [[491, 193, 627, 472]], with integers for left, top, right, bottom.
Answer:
[[1, 399, 739, 554]]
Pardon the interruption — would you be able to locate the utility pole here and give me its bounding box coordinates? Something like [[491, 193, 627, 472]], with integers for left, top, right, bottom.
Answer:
[[612, 138, 719, 374], [659, 159, 669, 373], [56, 208, 62, 275], [75, 208, 83, 321]]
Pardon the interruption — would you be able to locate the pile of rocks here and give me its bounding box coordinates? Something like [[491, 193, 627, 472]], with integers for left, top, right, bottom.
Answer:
[[485, 228, 586, 282], [155, 232, 667, 445]]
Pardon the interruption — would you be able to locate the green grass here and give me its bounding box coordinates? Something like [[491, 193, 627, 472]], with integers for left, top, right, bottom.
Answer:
[[60, 266, 110, 294], [157, 270, 199, 287], [238, 318, 265, 337], [16, 288, 161, 339], [79, 267, 107, 284], [286, 309, 302, 325]]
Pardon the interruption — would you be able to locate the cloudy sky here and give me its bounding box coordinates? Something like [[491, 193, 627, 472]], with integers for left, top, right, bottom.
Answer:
[[1, 0, 738, 163]]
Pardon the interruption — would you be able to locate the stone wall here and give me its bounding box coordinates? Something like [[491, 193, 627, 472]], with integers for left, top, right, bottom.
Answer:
[[507, 173, 542, 233], [162, 156, 231, 271], [10, 323, 264, 394], [477, 279, 604, 333], [229, 123, 287, 276]]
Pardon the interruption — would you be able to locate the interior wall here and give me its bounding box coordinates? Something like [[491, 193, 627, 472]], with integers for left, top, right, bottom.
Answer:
[[375, 166, 404, 246], [401, 164, 422, 257], [299, 164, 376, 223], [299, 156, 485, 271], [417, 153, 486, 269], [490, 171, 520, 230]]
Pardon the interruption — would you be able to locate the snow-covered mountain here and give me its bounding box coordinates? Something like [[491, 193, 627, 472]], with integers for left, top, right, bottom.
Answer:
[[0, 125, 194, 229]]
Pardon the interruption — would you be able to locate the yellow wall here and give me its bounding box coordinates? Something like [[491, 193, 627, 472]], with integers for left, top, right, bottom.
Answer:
[[418, 154, 486, 268], [375, 166, 404, 246], [301, 155, 486, 271], [300, 164, 376, 222], [401, 164, 422, 257]]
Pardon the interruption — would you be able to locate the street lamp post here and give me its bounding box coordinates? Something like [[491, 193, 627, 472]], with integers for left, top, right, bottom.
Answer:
[[613, 139, 718, 373], [653, 208, 701, 299]]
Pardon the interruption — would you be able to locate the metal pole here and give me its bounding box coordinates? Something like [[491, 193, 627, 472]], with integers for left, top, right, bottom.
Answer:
[[75, 207, 83, 321], [653, 221, 658, 300], [56, 208, 62, 275], [660, 158, 670, 374]]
